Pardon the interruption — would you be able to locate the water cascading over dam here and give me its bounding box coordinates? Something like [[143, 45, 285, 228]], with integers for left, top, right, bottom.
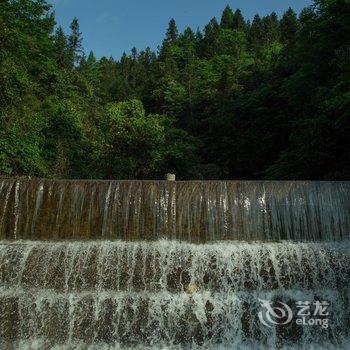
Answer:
[[0, 178, 349, 242], [0, 178, 349, 349]]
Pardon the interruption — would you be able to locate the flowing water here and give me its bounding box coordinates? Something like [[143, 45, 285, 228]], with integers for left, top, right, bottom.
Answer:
[[0, 178, 349, 349], [0, 179, 349, 242]]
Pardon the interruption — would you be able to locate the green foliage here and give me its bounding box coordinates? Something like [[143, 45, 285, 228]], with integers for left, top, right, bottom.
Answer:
[[101, 99, 197, 179], [267, 0, 350, 179], [280, 8, 299, 45], [0, 111, 47, 176], [68, 17, 84, 66], [232, 10, 246, 31], [0, 0, 349, 180], [102, 100, 164, 178], [160, 19, 179, 60], [220, 6, 234, 29]]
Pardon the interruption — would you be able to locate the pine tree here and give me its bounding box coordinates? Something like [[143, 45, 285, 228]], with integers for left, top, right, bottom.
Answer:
[[160, 18, 179, 60], [165, 18, 179, 43], [68, 17, 84, 66], [220, 5, 234, 29], [54, 26, 70, 69], [182, 27, 196, 42], [195, 28, 203, 41], [248, 14, 263, 49], [86, 51, 97, 65], [262, 12, 280, 45], [232, 9, 246, 31], [202, 17, 222, 57], [131, 47, 138, 60], [80, 50, 97, 74], [280, 8, 299, 45], [139, 47, 156, 67]]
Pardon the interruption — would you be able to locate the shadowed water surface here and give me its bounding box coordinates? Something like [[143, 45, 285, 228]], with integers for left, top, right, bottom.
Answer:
[[0, 179, 349, 242]]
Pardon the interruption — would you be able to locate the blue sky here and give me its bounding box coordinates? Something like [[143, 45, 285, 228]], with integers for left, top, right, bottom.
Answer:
[[49, 0, 312, 59]]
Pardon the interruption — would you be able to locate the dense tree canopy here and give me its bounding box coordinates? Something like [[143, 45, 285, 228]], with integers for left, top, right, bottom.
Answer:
[[0, 0, 349, 179]]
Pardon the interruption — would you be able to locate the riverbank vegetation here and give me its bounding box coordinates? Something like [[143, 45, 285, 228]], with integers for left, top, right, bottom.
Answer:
[[0, 0, 349, 179]]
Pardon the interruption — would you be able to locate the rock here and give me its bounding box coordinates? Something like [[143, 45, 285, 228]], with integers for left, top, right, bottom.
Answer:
[[186, 284, 198, 295]]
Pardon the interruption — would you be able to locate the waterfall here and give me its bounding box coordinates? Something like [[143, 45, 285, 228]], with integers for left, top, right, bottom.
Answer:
[[0, 178, 349, 348], [0, 178, 349, 242], [0, 240, 349, 349]]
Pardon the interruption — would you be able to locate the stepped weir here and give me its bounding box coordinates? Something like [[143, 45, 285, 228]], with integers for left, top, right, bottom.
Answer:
[[0, 178, 349, 349]]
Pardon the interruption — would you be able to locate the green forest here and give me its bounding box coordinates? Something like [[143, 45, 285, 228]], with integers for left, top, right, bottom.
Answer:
[[0, 0, 349, 180]]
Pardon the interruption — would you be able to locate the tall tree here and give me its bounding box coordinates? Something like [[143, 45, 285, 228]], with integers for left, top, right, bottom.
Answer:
[[262, 12, 280, 45], [166, 18, 179, 43], [54, 26, 70, 69], [68, 17, 84, 66], [160, 18, 179, 60], [248, 14, 264, 49], [280, 8, 299, 45], [232, 9, 246, 31], [202, 17, 222, 57], [220, 5, 234, 29]]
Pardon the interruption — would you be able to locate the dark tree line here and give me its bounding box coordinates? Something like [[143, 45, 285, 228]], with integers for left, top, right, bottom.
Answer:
[[0, 0, 349, 180]]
